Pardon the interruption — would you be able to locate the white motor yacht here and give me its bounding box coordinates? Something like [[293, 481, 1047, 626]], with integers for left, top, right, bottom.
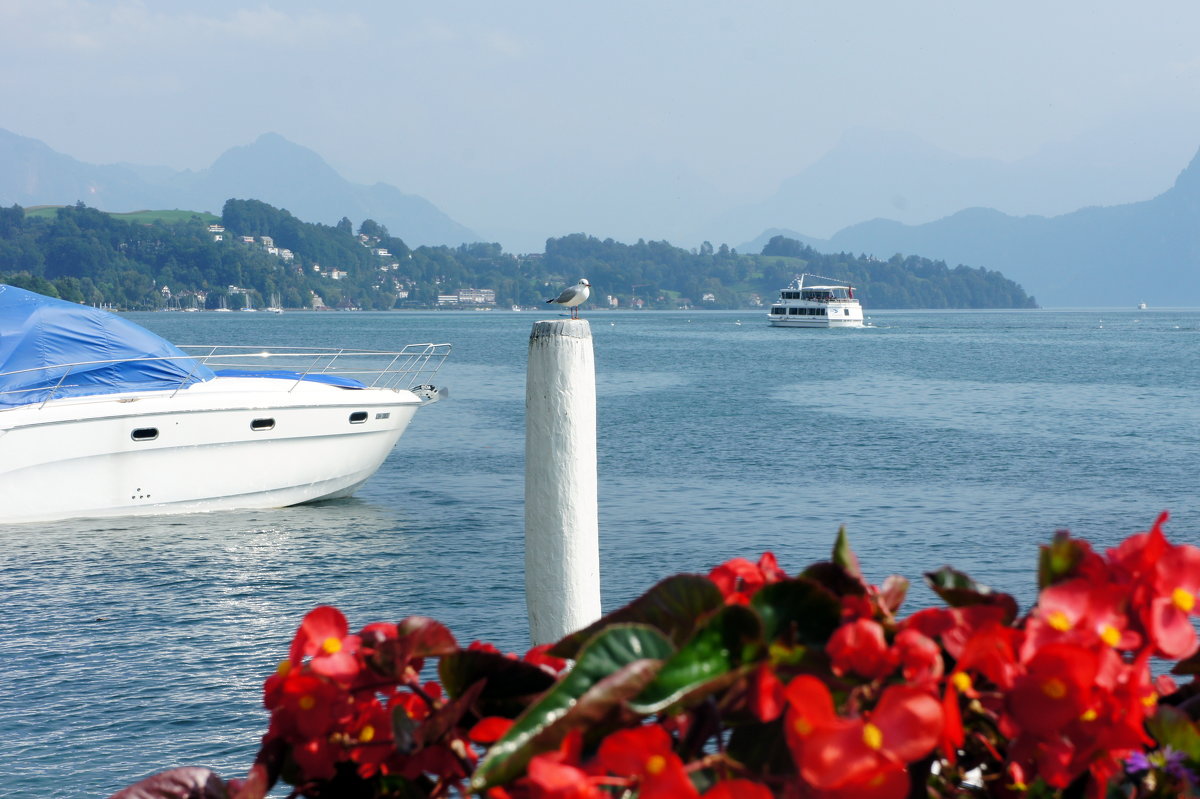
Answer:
[[0, 285, 449, 524]]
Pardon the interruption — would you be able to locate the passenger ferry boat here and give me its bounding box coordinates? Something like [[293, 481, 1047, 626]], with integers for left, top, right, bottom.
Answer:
[[767, 273, 864, 328]]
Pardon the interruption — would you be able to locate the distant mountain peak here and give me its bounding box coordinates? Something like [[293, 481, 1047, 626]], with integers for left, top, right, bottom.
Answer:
[[0, 128, 479, 247], [210, 133, 334, 175], [253, 132, 290, 145], [1170, 145, 1200, 194]]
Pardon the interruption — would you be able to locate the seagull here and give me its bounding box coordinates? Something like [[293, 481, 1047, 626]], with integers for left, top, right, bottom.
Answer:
[[546, 278, 591, 318]]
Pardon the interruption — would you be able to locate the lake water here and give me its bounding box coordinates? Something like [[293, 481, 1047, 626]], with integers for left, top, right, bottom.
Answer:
[[2, 307, 1198, 797]]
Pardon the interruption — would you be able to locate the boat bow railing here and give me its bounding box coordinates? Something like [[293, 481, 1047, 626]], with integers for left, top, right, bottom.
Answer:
[[179, 343, 452, 394], [0, 343, 452, 408]]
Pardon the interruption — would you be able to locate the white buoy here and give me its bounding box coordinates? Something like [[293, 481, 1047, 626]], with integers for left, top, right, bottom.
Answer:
[[525, 319, 603, 645]]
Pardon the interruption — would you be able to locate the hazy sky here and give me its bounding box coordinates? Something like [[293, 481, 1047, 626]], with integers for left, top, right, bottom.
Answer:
[[3, 0, 1200, 250]]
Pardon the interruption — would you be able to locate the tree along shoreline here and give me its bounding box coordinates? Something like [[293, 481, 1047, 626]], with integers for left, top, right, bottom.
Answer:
[[0, 201, 1038, 311]]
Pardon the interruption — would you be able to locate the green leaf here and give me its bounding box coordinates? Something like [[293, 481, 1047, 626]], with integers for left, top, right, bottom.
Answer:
[[1037, 532, 1093, 589], [832, 526, 863, 580], [1146, 705, 1200, 760], [390, 704, 418, 755], [470, 624, 674, 791], [727, 719, 795, 777], [750, 578, 841, 646], [630, 604, 763, 715], [416, 679, 485, 748], [549, 574, 724, 659], [924, 567, 1019, 624], [438, 650, 556, 717], [106, 767, 227, 799], [362, 616, 457, 682], [396, 616, 458, 657], [1172, 649, 1200, 676], [800, 562, 868, 599], [878, 575, 910, 615]]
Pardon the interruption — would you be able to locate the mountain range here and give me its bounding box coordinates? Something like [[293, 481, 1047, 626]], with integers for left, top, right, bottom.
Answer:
[[0, 129, 478, 248], [741, 147, 1200, 308], [1, 126, 1198, 306]]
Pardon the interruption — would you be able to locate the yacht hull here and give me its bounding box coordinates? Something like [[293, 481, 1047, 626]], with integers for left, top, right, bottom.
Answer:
[[0, 378, 426, 524]]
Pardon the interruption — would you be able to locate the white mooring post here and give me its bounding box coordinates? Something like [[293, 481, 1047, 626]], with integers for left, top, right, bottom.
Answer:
[[525, 319, 603, 646]]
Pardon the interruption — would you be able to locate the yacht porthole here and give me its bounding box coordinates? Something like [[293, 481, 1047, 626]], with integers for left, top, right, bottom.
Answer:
[[251, 418, 276, 431], [349, 411, 368, 424], [131, 427, 158, 441]]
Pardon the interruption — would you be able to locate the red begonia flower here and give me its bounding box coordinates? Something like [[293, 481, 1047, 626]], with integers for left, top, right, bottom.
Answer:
[[756, 552, 788, 583], [703, 779, 773, 798], [827, 618, 896, 681], [1007, 642, 1099, 738], [1107, 511, 1169, 581], [526, 756, 605, 799], [940, 683, 964, 764], [709, 558, 766, 605], [469, 716, 515, 744], [953, 620, 1021, 690], [1023, 578, 1139, 660], [347, 699, 395, 776], [708, 552, 786, 605], [469, 640, 504, 654], [817, 766, 911, 799], [275, 672, 345, 739], [597, 725, 698, 798], [784, 676, 941, 795], [288, 605, 362, 682], [903, 605, 1009, 660], [1147, 542, 1200, 659], [524, 644, 569, 676], [894, 627, 944, 689], [388, 676, 441, 719], [782, 674, 839, 761], [748, 661, 786, 722], [291, 734, 337, 781]]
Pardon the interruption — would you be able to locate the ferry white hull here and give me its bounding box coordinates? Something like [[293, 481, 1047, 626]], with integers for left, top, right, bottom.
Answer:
[[0, 377, 429, 524], [768, 312, 864, 328]]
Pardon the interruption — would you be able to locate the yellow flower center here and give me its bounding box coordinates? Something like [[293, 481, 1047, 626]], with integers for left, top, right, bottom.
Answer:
[[862, 722, 883, 750], [646, 754, 666, 775], [1143, 692, 1158, 708], [1042, 678, 1067, 700], [299, 695, 316, 711], [951, 672, 972, 693], [276, 660, 291, 677], [1100, 625, 1121, 647], [793, 717, 813, 736], [322, 636, 342, 655], [1173, 587, 1195, 613], [1080, 708, 1097, 722], [1047, 610, 1072, 632], [359, 725, 375, 743]]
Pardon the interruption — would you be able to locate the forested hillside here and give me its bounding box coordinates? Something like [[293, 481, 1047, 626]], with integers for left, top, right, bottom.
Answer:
[[0, 201, 1037, 310]]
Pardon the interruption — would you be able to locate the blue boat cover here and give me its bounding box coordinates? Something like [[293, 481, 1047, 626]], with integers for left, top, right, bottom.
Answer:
[[0, 284, 216, 408]]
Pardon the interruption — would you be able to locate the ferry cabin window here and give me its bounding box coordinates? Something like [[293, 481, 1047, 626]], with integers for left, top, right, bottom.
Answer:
[[770, 306, 785, 314]]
